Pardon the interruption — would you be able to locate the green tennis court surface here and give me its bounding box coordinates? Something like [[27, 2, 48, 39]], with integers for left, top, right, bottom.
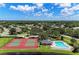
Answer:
[[9, 39, 21, 46]]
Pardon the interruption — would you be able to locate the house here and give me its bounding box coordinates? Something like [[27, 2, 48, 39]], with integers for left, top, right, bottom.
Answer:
[[16, 27, 22, 33], [73, 27, 79, 30]]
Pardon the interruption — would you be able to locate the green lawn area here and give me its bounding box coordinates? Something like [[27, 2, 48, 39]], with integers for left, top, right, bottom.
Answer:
[[0, 38, 12, 48], [63, 35, 79, 45], [62, 35, 79, 54], [0, 37, 78, 55], [0, 45, 74, 55], [63, 35, 72, 44]]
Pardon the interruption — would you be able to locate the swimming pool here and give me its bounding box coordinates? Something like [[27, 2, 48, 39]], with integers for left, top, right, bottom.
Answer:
[[51, 41, 74, 51], [55, 41, 68, 48]]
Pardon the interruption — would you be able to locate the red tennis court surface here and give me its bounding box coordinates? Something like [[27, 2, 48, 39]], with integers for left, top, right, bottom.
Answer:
[[3, 38, 38, 49]]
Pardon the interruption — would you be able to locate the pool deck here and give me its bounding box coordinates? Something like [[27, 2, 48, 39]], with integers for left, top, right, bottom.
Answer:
[[51, 41, 74, 51]]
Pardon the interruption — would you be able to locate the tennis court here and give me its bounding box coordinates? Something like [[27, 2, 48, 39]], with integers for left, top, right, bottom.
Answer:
[[3, 38, 38, 49]]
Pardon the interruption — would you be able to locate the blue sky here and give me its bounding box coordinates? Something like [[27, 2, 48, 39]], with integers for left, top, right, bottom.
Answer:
[[0, 3, 79, 21]]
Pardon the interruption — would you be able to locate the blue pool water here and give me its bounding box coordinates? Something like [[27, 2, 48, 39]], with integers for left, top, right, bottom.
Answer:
[[55, 41, 68, 48]]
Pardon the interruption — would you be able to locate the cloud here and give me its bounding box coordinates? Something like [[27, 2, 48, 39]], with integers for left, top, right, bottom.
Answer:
[[10, 3, 48, 14], [34, 12, 42, 16], [10, 5, 36, 12], [35, 3, 43, 8], [35, 3, 46, 12], [54, 3, 71, 8], [0, 3, 5, 7], [34, 8, 53, 17], [61, 8, 74, 16], [55, 3, 73, 16], [61, 4, 79, 16], [35, 13, 42, 16], [44, 12, 53, 17], [59, 3, 71, 7], [10, 6, 17, 10], [69, 4, 79, 11], [42, 8, 48, 12], [71, 14, 79, 20], [36, 3, 49, 13], [34, 11, 53, 17]]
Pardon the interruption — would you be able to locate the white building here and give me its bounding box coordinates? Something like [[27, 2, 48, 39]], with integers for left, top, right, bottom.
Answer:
[[73, 27, 79, 30]]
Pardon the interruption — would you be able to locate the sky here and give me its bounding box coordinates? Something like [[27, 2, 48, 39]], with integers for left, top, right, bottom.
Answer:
[[0, 3, 79, 21]]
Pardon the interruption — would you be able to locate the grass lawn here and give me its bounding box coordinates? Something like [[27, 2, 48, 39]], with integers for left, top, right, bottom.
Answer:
[[63, 35, 79, 45], [0, 38, 13, 48], [0, 45, 74, 55], [63, 35, 72, 44]]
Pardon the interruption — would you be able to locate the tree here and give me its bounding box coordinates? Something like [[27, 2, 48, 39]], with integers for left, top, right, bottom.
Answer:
[[39, 31, 48, 41], [52, 30, 60, 37], [30, 27, 42, 35], [0, 27, 4, 33], [46, 28, 53, 37], [58, 28, 65, 34], [65, 29, 74, 36], [71, 38, 79, 53], [61, 36, 64, 40], [9, 28, 16, 35], [21, 27, 29, 33], [73, 30, 79, 38], [70, 38, 78, 47], [52, 28, 65, 34], [43, 24, 50, 31], [71, 38, 76, 44]]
